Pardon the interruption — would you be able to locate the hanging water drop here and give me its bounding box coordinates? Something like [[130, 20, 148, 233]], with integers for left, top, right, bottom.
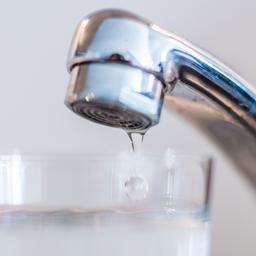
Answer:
[[126, 131, 146, 153]]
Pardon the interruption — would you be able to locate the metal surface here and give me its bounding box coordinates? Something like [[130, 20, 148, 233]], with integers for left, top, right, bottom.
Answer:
[[66, 63, 163, 131], [65, 9, 256, 188]]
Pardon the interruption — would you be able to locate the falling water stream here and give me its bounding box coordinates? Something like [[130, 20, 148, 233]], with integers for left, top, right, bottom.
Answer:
[[124, 131, 149, 201]]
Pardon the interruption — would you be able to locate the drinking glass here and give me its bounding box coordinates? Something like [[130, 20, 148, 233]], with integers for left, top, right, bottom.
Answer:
[[0, 152, 213, 256]]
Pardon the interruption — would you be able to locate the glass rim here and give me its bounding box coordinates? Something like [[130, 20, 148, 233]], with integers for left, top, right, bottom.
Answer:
[[0, 152, 213, 163]]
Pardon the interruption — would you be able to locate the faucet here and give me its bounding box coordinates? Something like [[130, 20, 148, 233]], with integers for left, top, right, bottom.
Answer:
[[65, 9, 256, 189]]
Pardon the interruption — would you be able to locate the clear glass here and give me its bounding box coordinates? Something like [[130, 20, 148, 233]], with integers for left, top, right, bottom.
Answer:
[[0, 153, 212, 256]]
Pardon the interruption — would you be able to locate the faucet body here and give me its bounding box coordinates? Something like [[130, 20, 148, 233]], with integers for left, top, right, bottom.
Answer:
[[65, 10, 256, 188]]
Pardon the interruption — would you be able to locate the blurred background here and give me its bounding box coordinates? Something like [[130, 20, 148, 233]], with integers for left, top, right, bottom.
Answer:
[[0, 0, 255, 255]]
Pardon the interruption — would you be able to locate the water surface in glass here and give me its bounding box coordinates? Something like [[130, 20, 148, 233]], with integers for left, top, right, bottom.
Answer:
[[0, 209, 209, 256]]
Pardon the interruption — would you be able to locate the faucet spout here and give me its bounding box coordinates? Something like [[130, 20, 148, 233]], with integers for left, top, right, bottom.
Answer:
[[65, 9, 256, 188]]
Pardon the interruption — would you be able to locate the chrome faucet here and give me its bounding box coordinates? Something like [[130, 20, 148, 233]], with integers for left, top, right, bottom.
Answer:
[[65, 9, 256, 189]]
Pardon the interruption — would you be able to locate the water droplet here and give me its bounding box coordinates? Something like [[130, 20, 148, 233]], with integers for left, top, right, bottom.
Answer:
[[126, 132, 145, 152], [124, 176, 149, 201]]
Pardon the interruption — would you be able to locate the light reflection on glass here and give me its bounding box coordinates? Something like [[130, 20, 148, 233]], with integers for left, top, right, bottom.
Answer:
[[0, 154, 25, 205]]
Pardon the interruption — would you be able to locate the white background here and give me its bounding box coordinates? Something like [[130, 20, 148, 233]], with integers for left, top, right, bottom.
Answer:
[[0, 0, 255, 255]]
